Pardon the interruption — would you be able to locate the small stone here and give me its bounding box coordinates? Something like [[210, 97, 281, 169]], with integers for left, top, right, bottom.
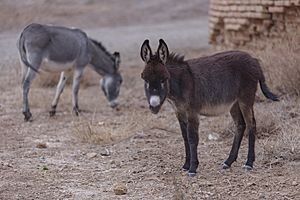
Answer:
[[87, 152, 97, 159], [292, 181, 298, 186], [100, 148, 110, 156], [3, 162, 13, 168], [36, 143, 47, 148], [113, 183, 127, 195], [98, 121, 105, 126], [39, 156, 46, 162], [259, 192, 266, 199], [208, 132, 219, 141]]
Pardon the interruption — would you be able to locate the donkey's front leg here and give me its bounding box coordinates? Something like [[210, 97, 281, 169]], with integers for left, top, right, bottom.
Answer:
[[187, 114, 199, 177], [22, 68, 37, 121], [176, 112, 190, 171], [72, 68, 84, 116]]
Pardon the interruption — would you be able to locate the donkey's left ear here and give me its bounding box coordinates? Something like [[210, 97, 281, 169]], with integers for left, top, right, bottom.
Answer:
[[114, 52, 121, 70], [157, 39, 169, 64], [140, 39, 152, 63]]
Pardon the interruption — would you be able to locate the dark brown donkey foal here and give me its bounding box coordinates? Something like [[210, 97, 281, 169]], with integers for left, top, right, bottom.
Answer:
[[140, 39, 278, 176]]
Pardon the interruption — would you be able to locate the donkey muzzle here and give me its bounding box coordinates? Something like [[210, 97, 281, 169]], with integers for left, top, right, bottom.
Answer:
[[109, 99, 119, 108], [149, 105, 161, 114]]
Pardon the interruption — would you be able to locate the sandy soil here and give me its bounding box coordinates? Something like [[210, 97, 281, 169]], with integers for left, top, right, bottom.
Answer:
[[0, 1, 299, 200]]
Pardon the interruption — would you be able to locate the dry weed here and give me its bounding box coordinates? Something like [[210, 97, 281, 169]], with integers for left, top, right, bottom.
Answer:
[[257, 97, 300, 165]]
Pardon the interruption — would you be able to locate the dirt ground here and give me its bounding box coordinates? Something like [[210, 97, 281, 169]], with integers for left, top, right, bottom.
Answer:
[[0, 1, 299, 200]]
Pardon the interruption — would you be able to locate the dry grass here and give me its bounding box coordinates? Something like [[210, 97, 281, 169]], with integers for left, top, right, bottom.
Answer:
[[253, 31, 300, 164], [255, 31, 300, 96], [34, 67, 99, 88], [72, 110, 157, 144], [255, 97, 300, 165]]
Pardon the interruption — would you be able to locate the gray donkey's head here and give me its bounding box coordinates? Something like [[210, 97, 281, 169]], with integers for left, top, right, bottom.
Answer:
[[100, 52, 122, 108]]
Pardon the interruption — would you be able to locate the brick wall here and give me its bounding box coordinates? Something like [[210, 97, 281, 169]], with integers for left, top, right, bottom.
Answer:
[[209, 0, 300, 48]]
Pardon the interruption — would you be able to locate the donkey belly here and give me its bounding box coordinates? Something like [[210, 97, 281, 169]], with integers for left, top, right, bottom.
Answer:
[[40, 58, 76, 72], [198, 102, 235, 116]]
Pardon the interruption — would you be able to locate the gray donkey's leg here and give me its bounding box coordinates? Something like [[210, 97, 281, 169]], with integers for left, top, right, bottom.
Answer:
[[72, 67, 84, 116], [19, 57, 28, 84], [22, 53, 42, 121], [50, 71, 68, 117], [22, 68, 37, 121]]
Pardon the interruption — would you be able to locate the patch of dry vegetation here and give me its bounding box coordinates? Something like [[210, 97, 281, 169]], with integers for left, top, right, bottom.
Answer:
[[255, 97, 300, 164], [34, 67, 99, 88], [256, 31, 300, 96], [253, 31, 300, 165], [72, 110, 160, 144]]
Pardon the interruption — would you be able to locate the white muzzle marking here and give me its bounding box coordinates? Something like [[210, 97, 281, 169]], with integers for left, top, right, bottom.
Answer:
[[149, 95, 160, 107]]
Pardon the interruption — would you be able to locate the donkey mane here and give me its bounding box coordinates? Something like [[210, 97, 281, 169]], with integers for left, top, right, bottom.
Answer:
[[90, 38, 115, 62], [167, 53, 186, 65]]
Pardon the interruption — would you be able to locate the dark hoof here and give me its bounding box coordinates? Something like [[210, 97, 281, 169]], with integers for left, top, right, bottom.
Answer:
[[23, 112, 32, 122], [182, 168, 188, 172], [49, 110, 56, 117], [188, 172, 197, 177], [243, 165, 253, 171], [73, 107, 81, 116], [222, 163, 230, 169], [182, 163, 189, 171]]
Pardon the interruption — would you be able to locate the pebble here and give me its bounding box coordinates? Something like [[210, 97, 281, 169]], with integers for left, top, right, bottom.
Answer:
[[113, 183, 127, 195], [100, 148, 110, 156], [208, 132, 219, 141], [292, 181, 298, 186], [87, 152, 97, 159], [36, 143, 47, 149]]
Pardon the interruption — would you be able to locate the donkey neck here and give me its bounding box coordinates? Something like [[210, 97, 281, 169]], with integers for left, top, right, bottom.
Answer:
[[88, 39, 115, 76], [166, 62, 194, 103]]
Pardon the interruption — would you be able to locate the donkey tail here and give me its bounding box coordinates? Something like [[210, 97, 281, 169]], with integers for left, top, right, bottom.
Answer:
[[18, 32, 39, 73], [259, 80, 279, 101]]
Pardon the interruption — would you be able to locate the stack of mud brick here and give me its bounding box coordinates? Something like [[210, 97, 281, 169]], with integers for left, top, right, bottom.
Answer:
[[209, 0, 300, 48]]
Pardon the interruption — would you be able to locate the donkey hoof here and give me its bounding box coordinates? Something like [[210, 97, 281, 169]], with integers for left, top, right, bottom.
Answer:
[[182, 167, 189, 172], [23, 112, 32, 122], [73, 108, 81, 116], [242, 165, 253, 171], [188, 172, 197, 177], [222, 163, 230, 170], [182, 163, 190, 171], [49, 110, 56, 117]]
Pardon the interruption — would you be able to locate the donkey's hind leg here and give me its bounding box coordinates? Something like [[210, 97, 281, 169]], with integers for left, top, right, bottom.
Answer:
[[50, 71, 68, 117], [22, 68, 37, 121], [20, 58, 28, 84], [223, 102, 246, 169], [240, 106, 256, 170]]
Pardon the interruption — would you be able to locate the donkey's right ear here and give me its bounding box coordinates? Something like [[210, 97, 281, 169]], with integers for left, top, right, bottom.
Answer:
[[140, 39, 152, 63]]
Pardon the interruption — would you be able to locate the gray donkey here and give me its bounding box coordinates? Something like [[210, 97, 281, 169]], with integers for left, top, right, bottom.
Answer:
[[140, 39, 278, 176], [18, 23, 122, 121]]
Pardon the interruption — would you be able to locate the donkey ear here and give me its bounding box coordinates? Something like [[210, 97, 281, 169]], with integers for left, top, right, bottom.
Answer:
[[140, 39, 152, 63], [114, 52, 120, 70], [157, 39, 169, 64]]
